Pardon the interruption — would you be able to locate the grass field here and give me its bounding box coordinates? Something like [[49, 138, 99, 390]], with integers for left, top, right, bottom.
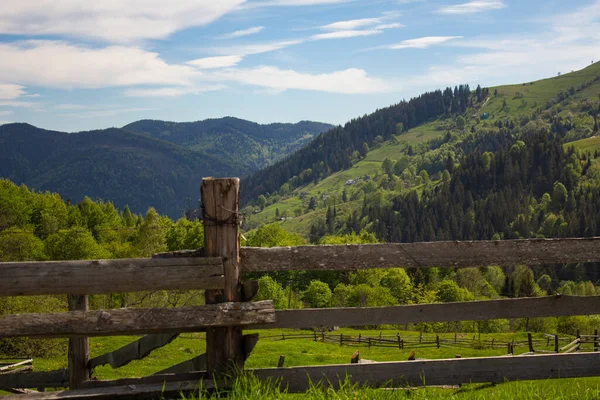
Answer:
[[17, 328, 600, 399], [567, 136, 600, 152]]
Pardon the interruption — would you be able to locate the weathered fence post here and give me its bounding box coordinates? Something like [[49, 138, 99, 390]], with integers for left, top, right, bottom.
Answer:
[[277, 355, 285, 368], [68, 294, 90, 389], [527, 333, 534, 353], [436, 335, 440, 349], [202, 178, 243, 377], [555, 334, 559, 353], [594, 329, 598, 352]]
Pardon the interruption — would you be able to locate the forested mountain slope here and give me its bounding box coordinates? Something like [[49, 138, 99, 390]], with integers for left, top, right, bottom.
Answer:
[[0, 123, 241, 218], [124, 118, 332, 171], [0, 118, 330, 218], [243, 62, 600, 253]]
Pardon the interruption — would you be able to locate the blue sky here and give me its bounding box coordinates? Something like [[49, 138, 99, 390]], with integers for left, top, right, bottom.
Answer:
[[0, 0, 599, 132]]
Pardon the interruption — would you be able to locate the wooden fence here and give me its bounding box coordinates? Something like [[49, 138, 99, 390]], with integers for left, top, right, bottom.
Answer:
[[2, 177, 600, 398]]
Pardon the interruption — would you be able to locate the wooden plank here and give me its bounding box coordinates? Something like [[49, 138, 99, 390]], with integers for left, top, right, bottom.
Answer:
[[0, 257, 223, 296], [250, 295, 600, 329], [202, 177, 244, 376], [0, 369, 68, 389], [0, 301, 274, 338], [68, 295, 90, 389], [89, 333, 179, 369], [240, 237, 600, 272], [80, 372, 209, 390], [1, 380, 212, 400], [250, 353, 600, 392], [0, 359, 32, 372]]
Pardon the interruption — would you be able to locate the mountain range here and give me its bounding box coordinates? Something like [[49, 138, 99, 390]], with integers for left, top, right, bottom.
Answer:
[[0, 118, 332, 218]]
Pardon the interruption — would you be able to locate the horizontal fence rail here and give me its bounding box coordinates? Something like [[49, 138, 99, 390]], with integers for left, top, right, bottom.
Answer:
[[0, 257, 224, 296], [250, 295, 600, 329], [250, 352, 600, 392], [0, 301, 275, 338], [0, 369, 68, 390], [240, 237, 600, 271]]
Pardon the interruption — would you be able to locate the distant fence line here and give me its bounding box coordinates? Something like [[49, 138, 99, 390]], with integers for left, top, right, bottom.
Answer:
[[260, 332, 599, 354]]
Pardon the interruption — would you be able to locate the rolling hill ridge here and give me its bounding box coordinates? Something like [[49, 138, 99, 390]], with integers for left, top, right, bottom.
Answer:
[[0, 118, 332, 218]]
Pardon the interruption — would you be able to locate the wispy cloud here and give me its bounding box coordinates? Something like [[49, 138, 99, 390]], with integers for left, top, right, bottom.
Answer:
[[221, 26, 264, 39], [210, 66, 392, 94], [124, 85, 226, 97], [383, 36, 463, 50], [58, 107, 156, 118], [311, 29, 383, 40], [321, 17, 383, 31], [0, 110, 13, 116], [0, 100, 36, 107], [54, 104, 86, 110], [241, 0, 352, 8], [437, 0, 505, 15], [0, 1, 245, 43], [375, 23, 404, 30], [187, 55, 244, 69], [210, 39, 305, 56]]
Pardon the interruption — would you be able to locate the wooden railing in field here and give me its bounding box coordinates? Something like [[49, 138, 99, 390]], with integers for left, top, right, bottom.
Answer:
[[2, 177, 600, 399]]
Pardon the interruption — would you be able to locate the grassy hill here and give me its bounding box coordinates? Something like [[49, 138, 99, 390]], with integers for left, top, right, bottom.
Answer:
[[243, 62, 600, 236]]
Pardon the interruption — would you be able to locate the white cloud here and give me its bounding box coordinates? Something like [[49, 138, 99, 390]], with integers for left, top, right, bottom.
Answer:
[[322, 18, 383, 31], [311, 29, 383, 40], [54, 104, 86, 110], [221, 26, 264, 39], [0, 83, 26, 100], [375, 23, 404, 30], [0, 0, 245, 43], [211, 66, 392, 94], [59, 107, 156, 119], [241, 0, 351, 8], [0, 110, 13, 116], [124, 85, 226, 97], [0, 100, 35, 107], [0, 41, 198, 89], [210, 39, 305, 56], [187, 55, 244, 69], [386, 36, 463, 49], [437, 0, 505, 15]]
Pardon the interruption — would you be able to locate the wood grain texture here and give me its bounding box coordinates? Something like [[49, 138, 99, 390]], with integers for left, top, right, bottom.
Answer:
[[0, 301, 274, 338], [80, 372, 210, 390], [89, 333, 179, 369], [0, 369, 68, 389], [0, 257, 223, 296], [251, 353, 600, 392], [240, 237, 600, 272], [1, 380, 212, 400], [250, 295, 600, 329], [202, 178, 244, 375], [68, 295, 90, 389]]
